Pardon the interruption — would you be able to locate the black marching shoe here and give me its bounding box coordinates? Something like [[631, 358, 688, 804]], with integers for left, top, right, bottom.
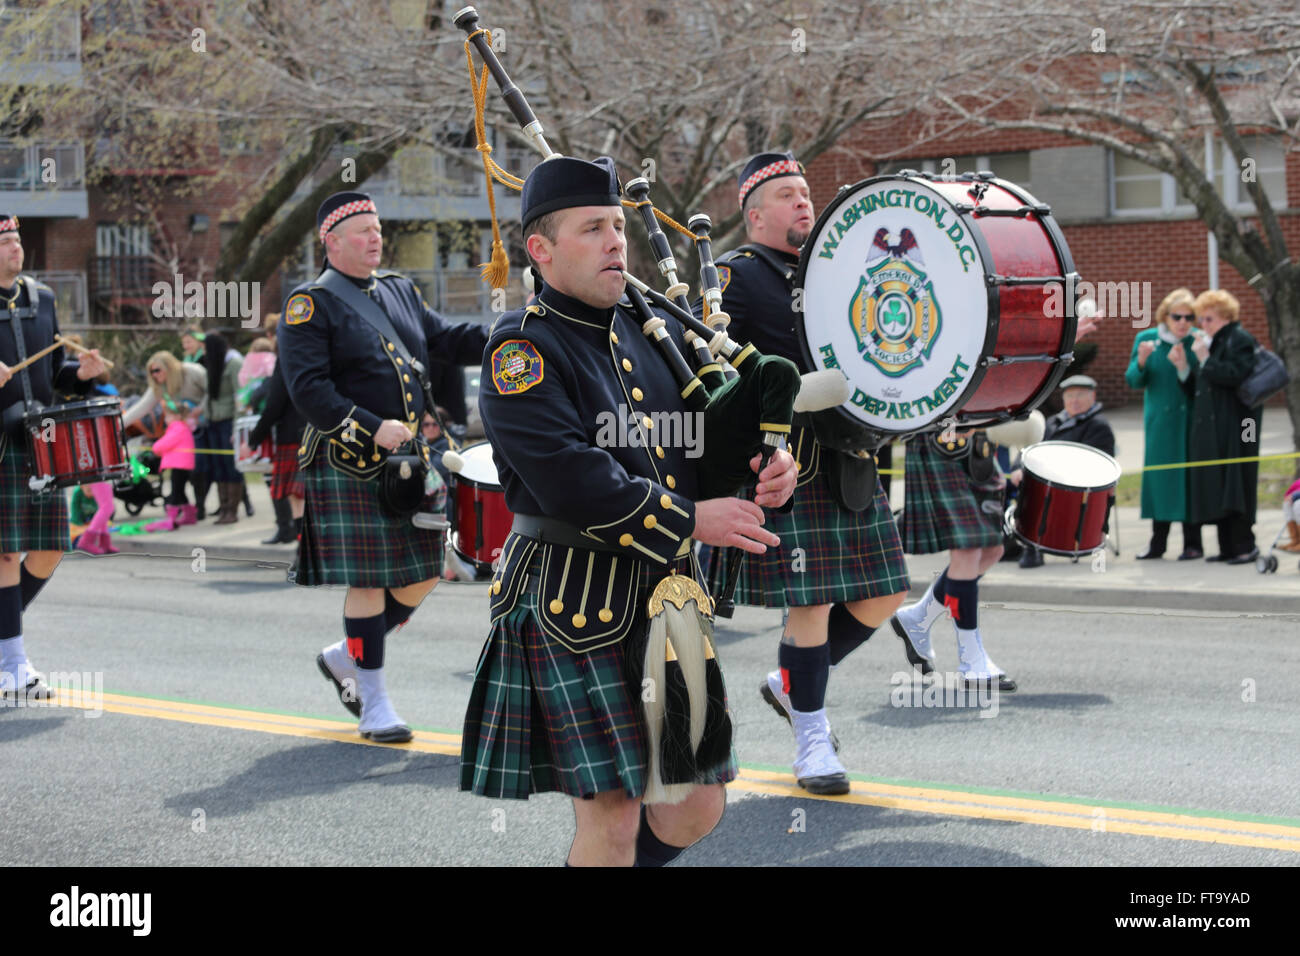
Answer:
[[1227, 548, 1260, 566], [1177, 548, 1204, 560], [1018, 547, 1044, 568]]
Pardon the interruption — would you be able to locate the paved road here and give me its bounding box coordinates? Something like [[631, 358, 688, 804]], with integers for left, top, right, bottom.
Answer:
[[2, 553, 1297, 866]]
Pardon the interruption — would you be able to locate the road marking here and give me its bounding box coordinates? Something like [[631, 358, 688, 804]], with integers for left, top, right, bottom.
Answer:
[[47, 690, 1300, 853]]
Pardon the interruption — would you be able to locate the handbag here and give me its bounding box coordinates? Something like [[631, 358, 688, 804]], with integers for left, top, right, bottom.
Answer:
[[1237, 344, 1289, 408]]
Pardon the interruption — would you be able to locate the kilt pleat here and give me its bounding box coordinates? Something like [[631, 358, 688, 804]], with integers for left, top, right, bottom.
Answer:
[[268, 443, 304, 500], [701, 471, 909, 607], [898, 440, 1004, 554], [293, 459, 442, 588], [0, 446, 69, 553], [461, 570, 738, 801]]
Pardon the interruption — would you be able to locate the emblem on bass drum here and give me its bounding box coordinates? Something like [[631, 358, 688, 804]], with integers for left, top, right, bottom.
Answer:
[[796, 172, 1082, 452]]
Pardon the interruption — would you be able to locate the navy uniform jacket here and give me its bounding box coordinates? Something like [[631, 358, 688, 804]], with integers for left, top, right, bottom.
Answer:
[[481, 284, 704, 652], [1, 276, 87, 412], [278, 269, 488, 475], [705, 244, 804, 365]]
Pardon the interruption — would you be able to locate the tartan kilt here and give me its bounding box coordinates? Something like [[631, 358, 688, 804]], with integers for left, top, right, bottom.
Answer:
[[898, 439, 1004, 554], [700, 471, 909, 608], [461, 564, 739, 801], [0, 442, 69, 553], [294, 458, 442, 588], [268, 443, 304, 500]]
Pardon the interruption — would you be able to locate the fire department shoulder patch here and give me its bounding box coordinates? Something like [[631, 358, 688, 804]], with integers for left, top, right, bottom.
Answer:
[[491, 339, 544, 395], [285, 293, 314, 325]]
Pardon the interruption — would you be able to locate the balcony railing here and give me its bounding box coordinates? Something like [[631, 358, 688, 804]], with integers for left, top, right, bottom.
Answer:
[[0, 140, 85, 192], [32, 270, 88, 328], [0, 9, 81, 82], [366, 145, 534, 199]]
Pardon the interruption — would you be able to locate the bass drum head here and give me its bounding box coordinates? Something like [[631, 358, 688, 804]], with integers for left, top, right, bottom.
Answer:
[[797, 174, 996, 439], [456, 441, 501, 488], [1021, 440, 1120, 491]]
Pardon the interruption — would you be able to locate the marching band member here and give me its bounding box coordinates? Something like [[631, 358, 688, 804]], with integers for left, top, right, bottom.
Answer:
[[699, 153, 910, 795], [279, 192, 488, 743], [0, 214, 108, 699], [460, 156, 796, 866]]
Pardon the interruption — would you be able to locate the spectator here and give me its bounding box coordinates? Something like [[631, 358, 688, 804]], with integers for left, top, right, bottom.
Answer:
[[1187, 289, 1262, 564], [122, 351, 208, 521], [143, 400, 197, 532], [197, 331, 246, 525], [245, 340, 306, 545], [237, 336, 276, 413], [1126, 289, 1204, 560], [180, 328, 205, 364], [1013, 375, 1116, 568]]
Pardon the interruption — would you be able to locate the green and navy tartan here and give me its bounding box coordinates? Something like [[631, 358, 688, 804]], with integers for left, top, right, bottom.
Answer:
[[898, 439, 1004, 554], [0, 443, 70, 554], [701, 469, 909, 607], [461, 564, 739, 801], [294, 459, 442, 588]]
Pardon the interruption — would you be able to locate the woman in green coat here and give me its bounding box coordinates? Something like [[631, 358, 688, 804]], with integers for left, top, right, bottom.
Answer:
[[1186, 289, 1263, 564], [1125, 288, 1203, 559]]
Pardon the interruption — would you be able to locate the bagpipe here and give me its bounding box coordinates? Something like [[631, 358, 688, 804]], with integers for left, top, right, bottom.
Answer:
[[454, 5, 846, 802]]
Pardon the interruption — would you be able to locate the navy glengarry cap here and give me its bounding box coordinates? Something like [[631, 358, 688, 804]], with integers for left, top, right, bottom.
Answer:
[[0, 214, 18, 235], [738, 151, 804, 208], [317, 191, 377, 243], [521, 156, 621, 230]]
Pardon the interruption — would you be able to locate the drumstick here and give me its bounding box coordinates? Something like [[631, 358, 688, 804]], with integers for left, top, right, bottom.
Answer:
[[4, 340, 63, 374], [55, 335, 116, 369]]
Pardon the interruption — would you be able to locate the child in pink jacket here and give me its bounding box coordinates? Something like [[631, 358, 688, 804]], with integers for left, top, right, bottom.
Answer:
[[145, 402, 198, 532]]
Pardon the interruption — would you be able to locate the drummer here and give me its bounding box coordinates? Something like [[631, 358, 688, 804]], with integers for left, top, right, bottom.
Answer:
[[891, 428, 1018, 692], [0, 214, 109, 700], [278, 191, 489, 743], [697, 152, 910, 795]]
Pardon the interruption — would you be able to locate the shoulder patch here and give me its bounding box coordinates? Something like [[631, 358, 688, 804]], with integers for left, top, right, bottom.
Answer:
[[285, 293, 315, 325], [491, 339, 545, 395], [717, 265, 731, 293]]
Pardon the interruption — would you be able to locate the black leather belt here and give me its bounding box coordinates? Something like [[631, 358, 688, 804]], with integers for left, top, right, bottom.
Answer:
[[510, 514, 626, 557]]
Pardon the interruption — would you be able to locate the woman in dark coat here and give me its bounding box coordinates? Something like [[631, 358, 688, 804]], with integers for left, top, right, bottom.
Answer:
[[1186, 289, 1262, 564]]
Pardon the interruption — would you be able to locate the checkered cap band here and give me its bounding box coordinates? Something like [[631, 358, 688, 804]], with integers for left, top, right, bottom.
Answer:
[[0, 217, 18, 234], [738, 160, 802, 207], [318, 199, 377, 242]]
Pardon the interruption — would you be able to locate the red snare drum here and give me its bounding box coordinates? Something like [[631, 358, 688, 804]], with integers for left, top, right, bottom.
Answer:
[[1011, 441, 1120, 556], [797, 172, 1078, 451], [23, 397, 130, 491], [449, 442, 513, 573], [233, 414, 273, 473]]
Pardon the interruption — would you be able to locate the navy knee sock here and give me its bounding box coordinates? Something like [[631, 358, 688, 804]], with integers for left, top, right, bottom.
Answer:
[[0, 584, 20, 640], [344, 613, 387, 670], [943, 577, 979, 630], [384, 592, 417, 635], [779, 642, 831, 712], [19, 565, 49, 612], [932, 570, 949, 604], [827, 603, 876, 666], [635, 805, 686, 867]]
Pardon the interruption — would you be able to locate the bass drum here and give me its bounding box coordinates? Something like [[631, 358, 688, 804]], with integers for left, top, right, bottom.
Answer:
[[796, 171, 1079, 451]]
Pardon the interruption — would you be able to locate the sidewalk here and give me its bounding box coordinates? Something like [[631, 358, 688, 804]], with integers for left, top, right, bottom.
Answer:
[[99, 413, 1300, 615]]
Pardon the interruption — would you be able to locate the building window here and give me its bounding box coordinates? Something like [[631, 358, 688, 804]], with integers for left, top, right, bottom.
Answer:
[[878, 152, 1031, 194], [1110, 136, 1287, 216]]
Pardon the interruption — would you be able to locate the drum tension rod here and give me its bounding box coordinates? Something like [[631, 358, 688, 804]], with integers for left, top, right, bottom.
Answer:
[[985, 273, 1068, 286], [956, 204, 1050, 218], [980, 353, 1066, 367]]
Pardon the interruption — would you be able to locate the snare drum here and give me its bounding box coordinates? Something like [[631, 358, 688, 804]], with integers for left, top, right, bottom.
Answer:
[[233, 414, 273, 473], [449, 442, 513, 573], [23, 397, 130, 491], [1011, 441, 1120, 556], [797, 172, 1079, 451]]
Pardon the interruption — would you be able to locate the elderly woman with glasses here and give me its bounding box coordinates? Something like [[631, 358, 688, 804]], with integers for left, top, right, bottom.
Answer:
[[1125, 288, 1204, 559], [122, 351, 209, 524]]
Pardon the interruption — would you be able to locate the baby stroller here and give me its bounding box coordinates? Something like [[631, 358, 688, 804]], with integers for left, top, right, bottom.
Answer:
[[1256, 477, 1300, 574], [113, 449, 164, 516]]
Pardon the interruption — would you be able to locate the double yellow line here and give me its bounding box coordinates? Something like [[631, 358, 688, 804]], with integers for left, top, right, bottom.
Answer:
[[45, 690, 1300, 854]]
